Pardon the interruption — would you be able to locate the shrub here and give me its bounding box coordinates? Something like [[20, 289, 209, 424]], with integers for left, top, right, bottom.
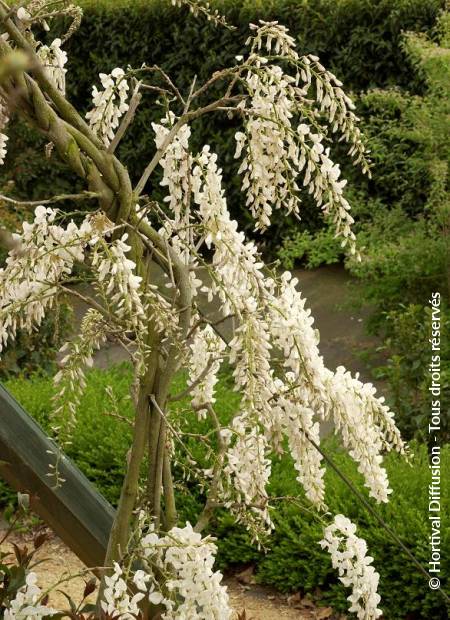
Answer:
[[1, 365, 134, 506], [255, 443, 450, 619], [373, 303, 450, 441], [1, 367, 448, 619], [348, 21, 449, 310]]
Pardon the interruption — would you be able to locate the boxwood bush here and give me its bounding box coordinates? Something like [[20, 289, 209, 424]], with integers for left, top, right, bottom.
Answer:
[[1, 365, 448, 619]]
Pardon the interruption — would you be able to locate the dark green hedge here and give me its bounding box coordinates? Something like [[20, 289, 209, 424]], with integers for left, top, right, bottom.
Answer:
[[1, 0, 445, 249]]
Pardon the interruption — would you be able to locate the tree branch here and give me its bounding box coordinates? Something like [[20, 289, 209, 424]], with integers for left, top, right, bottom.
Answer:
[[194, 404, 227, 533], [0, 5, 104, 149], [168, 356, 222, 402], [0, 191, 99, 208], [107, 81, 142, 154]]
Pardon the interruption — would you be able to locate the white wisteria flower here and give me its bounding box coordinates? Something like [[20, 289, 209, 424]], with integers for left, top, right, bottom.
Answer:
[[0, 9, 412, 619], [0, 98, 9, 165], [233, 20, 370, 257], [4, 572, 57, 620], [101, 562, 145, 619], [320, 515, 383, 620], [53, 308, 109, 431], [0, 206, 96, 353], [188, 322, 226, 417], [139, 522, 231, 619], [37, 38, 68, 94], [86, 67, 130, 146]]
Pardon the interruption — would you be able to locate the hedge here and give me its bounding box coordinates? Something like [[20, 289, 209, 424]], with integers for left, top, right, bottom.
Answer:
[[1, 365, 449, 619], [1, 0, 445, 251]]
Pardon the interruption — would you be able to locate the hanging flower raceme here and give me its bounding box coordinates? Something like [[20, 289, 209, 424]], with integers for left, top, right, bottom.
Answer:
[[152, 112, 205, 302], [276, 388, 327, 507], [138, 522, 231, 619], [86, 68, 129, 146], [91, 233, 145, 332], [234, 63, 301, 230], [235, 21, 303, 229], [192, 146, 269, 316], [320, 515, 382, 620], [225, 314, 275, 527], [224, 424, 272, 527], [91, 232, 149, 373], [188, 322, 226, 418], [298, 54, 370, 173], [248, 20, 299, 61], [269, 271, 407, 503], [101, 562, 145, 619], [0, 98, 9, 165], [52, 308, 109, 431], [152, 112, 193, 226], [233, 21, 370, 257], [0, 206, 97, 354], [296, 124, 358, 255], [37, 38, 68, 94]]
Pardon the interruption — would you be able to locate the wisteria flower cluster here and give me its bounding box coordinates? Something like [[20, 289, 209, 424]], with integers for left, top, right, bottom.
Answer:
[[139, 522, 231, 619], [86, 68, 130, 146], [0, 99, 9, 165], [233, 21, 370, 255], [37, 38, 68, 94], [0, 206, 93, 353], [183, 139, 404, 521], [188, 323, 226, 417], [4, 572, 57, 620], [320, 515, 383, 620], [101, 562, 146, 619]]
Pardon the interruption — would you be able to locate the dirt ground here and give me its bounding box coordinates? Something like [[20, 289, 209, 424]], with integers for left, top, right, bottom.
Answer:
[[0, 527, 345, 620]]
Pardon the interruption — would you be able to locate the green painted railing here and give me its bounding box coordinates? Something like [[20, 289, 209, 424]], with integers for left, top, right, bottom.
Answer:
[[0, 383, 114, 567]]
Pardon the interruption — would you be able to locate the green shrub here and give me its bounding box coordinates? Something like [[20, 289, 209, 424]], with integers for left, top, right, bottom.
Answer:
[[337, 22, 450, 441], [373, 303, 450, 440], [1, 367, 448, 618], [348, 21, 449, 309], [276, 227, 343, 270], [1, 365, 134, 505]]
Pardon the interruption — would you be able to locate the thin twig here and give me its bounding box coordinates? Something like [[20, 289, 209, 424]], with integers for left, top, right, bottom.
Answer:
[[186, 312, 235, 341], [194, 404, 227, 533], [0, 191, 99, 207], [168, 356, 222, 402], [103, 411, 133, 427], [108, 81, 142, 154], [58, 284, 107, 317], [152, 65, 185, 105]]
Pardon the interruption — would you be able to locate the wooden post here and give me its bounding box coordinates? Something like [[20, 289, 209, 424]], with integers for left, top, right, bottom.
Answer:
[[0, 383, 114, 568]]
